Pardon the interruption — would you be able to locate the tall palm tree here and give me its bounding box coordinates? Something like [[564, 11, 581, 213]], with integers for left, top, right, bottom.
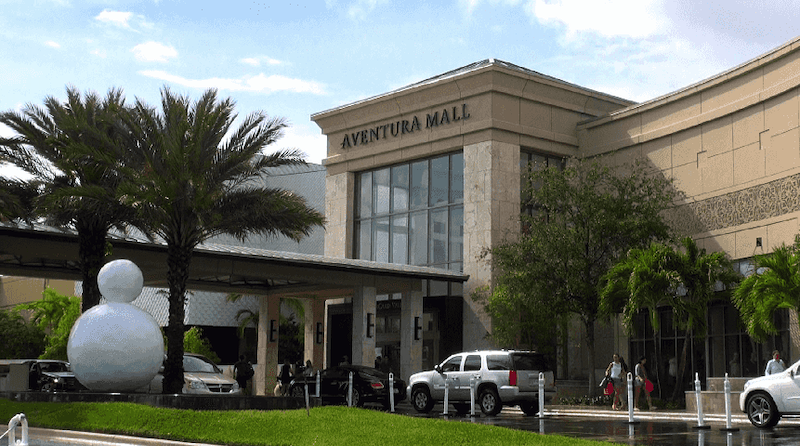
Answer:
[[733, 235, 800, 342], [124, 88, 325, 394], [0, 87, 144, 311], [600, 237, 739, 400]]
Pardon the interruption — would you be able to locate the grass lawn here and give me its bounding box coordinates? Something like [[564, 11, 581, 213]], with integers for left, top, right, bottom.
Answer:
[[0, 399, 607, 446]]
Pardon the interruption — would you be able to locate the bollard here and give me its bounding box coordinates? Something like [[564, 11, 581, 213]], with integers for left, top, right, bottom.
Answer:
[[316, 370, 321, 397], [469, 375, 477, 417], [304, 383, 310, 416], [626, 372, 638, 424], [389, 372, 395, 413], [693, 372, 710, 429], [348, 371, 354, 407], [720, 373, 739, 432], [538, 372, 545, 418], [5, 413, 29, 446], [442, 376, 450, 416]]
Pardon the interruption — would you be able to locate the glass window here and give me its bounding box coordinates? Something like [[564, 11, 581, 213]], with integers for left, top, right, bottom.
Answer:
[[450, 153, 463, 203], [373, 217, 389, 263], [411, 161, 428, 210], [391, 215, 408, 264], [430, 208, 447, 264], [430, 156, 449, 206], [409, 211, 427, 266], [487, 355, 512, 371], [441, 355, 462, 372], [392, 165, 409, 212], [359, 172, 372, 218], [464, 354, 482, 371], [449, 206, 463, 262], [357, 220, 371, 261], [373, 168, 390, 215]]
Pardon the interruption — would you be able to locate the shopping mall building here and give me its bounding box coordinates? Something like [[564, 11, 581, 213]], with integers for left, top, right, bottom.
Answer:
[[310, 36, 800, 387]]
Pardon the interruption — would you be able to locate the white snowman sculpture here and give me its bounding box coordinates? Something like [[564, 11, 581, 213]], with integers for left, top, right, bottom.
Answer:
[[67, 259, 164, 392]]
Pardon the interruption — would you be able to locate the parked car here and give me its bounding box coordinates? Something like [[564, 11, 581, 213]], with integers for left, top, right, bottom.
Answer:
[[407, 350, 556, 416], [0, 359, 85, 392], [288, 365, 406, 408], [740, 358, 800, 427], [141, 353, 241, 395]]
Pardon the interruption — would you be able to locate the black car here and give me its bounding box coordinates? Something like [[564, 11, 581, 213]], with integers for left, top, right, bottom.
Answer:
[[288, 365, 406, 408], [28, 360, 85, 392]]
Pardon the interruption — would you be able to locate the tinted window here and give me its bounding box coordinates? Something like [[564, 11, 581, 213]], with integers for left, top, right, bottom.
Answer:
[[487, 355, 513, 371], [511, 353, 550, 371], [441, 355, 462, 372], [464, 355, 481, 371]]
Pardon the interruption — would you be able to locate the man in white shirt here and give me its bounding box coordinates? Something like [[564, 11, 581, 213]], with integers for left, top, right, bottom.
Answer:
[[765, 350, 786, 375]]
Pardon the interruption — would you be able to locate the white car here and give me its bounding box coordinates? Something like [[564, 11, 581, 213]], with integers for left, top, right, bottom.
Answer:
[[141, 353, 241, 395], [740, 358, 800, 427]]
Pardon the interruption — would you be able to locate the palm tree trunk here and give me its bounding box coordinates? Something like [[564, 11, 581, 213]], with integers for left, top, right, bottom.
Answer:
[[163, 242, 193, 394], [585, 317, 597, 395], [77, 220, 107, 312], [671, 329, 691, 402]]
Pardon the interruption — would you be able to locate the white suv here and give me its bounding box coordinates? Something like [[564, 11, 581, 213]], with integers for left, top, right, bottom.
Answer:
[[740, 358, 800, 427], [406, 350, 556, 416]]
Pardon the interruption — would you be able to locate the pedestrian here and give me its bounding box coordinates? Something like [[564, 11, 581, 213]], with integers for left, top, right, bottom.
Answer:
[[765, 350, 786, 375], [233, 354, 254, 394], [605, 353, 626, 410], [303, 359, 314, 377], [277, 362, 292, 396], [634, 357, 655, 411]]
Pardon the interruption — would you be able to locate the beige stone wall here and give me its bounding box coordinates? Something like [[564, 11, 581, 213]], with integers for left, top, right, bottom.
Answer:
[[0, 276, 76, 310], [579, 38, 800, 259], [323, 171, 354, 259]]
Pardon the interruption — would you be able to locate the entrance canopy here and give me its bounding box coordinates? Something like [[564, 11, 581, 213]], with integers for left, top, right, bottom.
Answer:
[[0, 223, 468, 298]]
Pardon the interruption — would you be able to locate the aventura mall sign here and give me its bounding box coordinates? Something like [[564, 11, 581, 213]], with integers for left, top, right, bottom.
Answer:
[[340, 103, 471, 150]]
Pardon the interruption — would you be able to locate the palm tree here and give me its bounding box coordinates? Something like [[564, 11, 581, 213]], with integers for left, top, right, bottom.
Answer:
[[733, 235, 800, 342], [123, 88, 325, 394], [600, 237, 739, 401], [0, 87, 144, 311]]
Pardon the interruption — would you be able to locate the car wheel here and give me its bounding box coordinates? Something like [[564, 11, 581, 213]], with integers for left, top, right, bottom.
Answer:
[[520, 402, 538, 416], [350, 387, 363, 407], [40, 383, 54, 393], [479, 388, 502, 416], [411, 386, 434, 413], [290, 385, 305, 398], [746, 392, 780, 428]]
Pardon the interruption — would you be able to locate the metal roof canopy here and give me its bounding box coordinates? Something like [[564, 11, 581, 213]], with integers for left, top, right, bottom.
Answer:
[[0, 225, 468, 298]]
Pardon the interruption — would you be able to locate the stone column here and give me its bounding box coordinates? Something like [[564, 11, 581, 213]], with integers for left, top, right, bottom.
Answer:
[[462, 140, 521, 350], [352, 278, 377, 367], [324, 171, 354, 259], [400, 281, 424, 382], [256, 294, 280, 396], [303, 297, 326, 373]]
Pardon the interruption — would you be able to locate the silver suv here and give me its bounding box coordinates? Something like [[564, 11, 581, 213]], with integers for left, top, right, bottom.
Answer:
[[406, 350, 556, 416]]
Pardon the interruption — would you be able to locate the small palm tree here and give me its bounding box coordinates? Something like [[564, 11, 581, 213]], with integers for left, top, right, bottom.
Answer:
[[601, 237, 739, 400], [0, 87, 144, 311], [733, 235, 800, 342], [123, 88, 325, 394]]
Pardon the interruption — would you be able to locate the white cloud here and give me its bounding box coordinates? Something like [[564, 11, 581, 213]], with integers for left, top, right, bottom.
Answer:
[[347, 0, 387, 20], [95, 10, 134, 29], [139, 71, 327, 95], [528, 0, 668, 40], [273, 126, 327, 164], [132, 42, 178, 63], [240, 56, 284, 67], [44, 41, 60, 49]]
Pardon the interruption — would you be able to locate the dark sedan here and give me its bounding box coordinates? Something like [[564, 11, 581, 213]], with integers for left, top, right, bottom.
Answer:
[[288, 365, 406, 408]]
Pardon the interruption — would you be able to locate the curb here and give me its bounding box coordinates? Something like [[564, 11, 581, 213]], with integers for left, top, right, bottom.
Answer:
[[1, 425, 219, 446]]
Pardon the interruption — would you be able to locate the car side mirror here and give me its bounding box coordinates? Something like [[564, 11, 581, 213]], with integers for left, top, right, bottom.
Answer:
[[435, 365, 443, 374]]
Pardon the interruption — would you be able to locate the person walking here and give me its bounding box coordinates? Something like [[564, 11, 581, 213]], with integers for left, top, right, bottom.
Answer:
[[605, 353, 627, 410], [634, 357, 655, 411], [765, 350, 786, 375], [233, 354, 254, 394]]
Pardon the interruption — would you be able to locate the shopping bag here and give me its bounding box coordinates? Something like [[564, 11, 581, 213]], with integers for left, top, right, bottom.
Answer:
[[645, 379, 654, 393], [604, 381, 614, 395]]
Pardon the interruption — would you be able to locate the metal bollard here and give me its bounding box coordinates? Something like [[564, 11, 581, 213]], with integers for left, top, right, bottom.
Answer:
[[626, 372, 638, 424], [389, 372, 395, 413], [469, 375, 477, 417], [348, 371, 354, 407], [693, 372, 710, 429], [6, 413, 28, 446], [720, 373, 739, 432], [304, 383, 310, 416], [538, 372, 545, 418], [316, 370, 321, 398], [442, 376, 450, 416]]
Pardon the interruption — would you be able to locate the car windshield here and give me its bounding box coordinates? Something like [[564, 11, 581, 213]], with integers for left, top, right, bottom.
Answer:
[[39, 362, 70, 373], [183, 355, 221, 373]]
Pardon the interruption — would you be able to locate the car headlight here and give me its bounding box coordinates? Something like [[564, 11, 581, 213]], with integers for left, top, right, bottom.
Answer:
[[232, 382, 240, 392], [188, 379, 208, 391], [743, 380, 751, 392]]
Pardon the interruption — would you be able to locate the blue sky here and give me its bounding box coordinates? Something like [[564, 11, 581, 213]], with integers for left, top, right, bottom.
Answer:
[[2, 0, 799, 176]]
